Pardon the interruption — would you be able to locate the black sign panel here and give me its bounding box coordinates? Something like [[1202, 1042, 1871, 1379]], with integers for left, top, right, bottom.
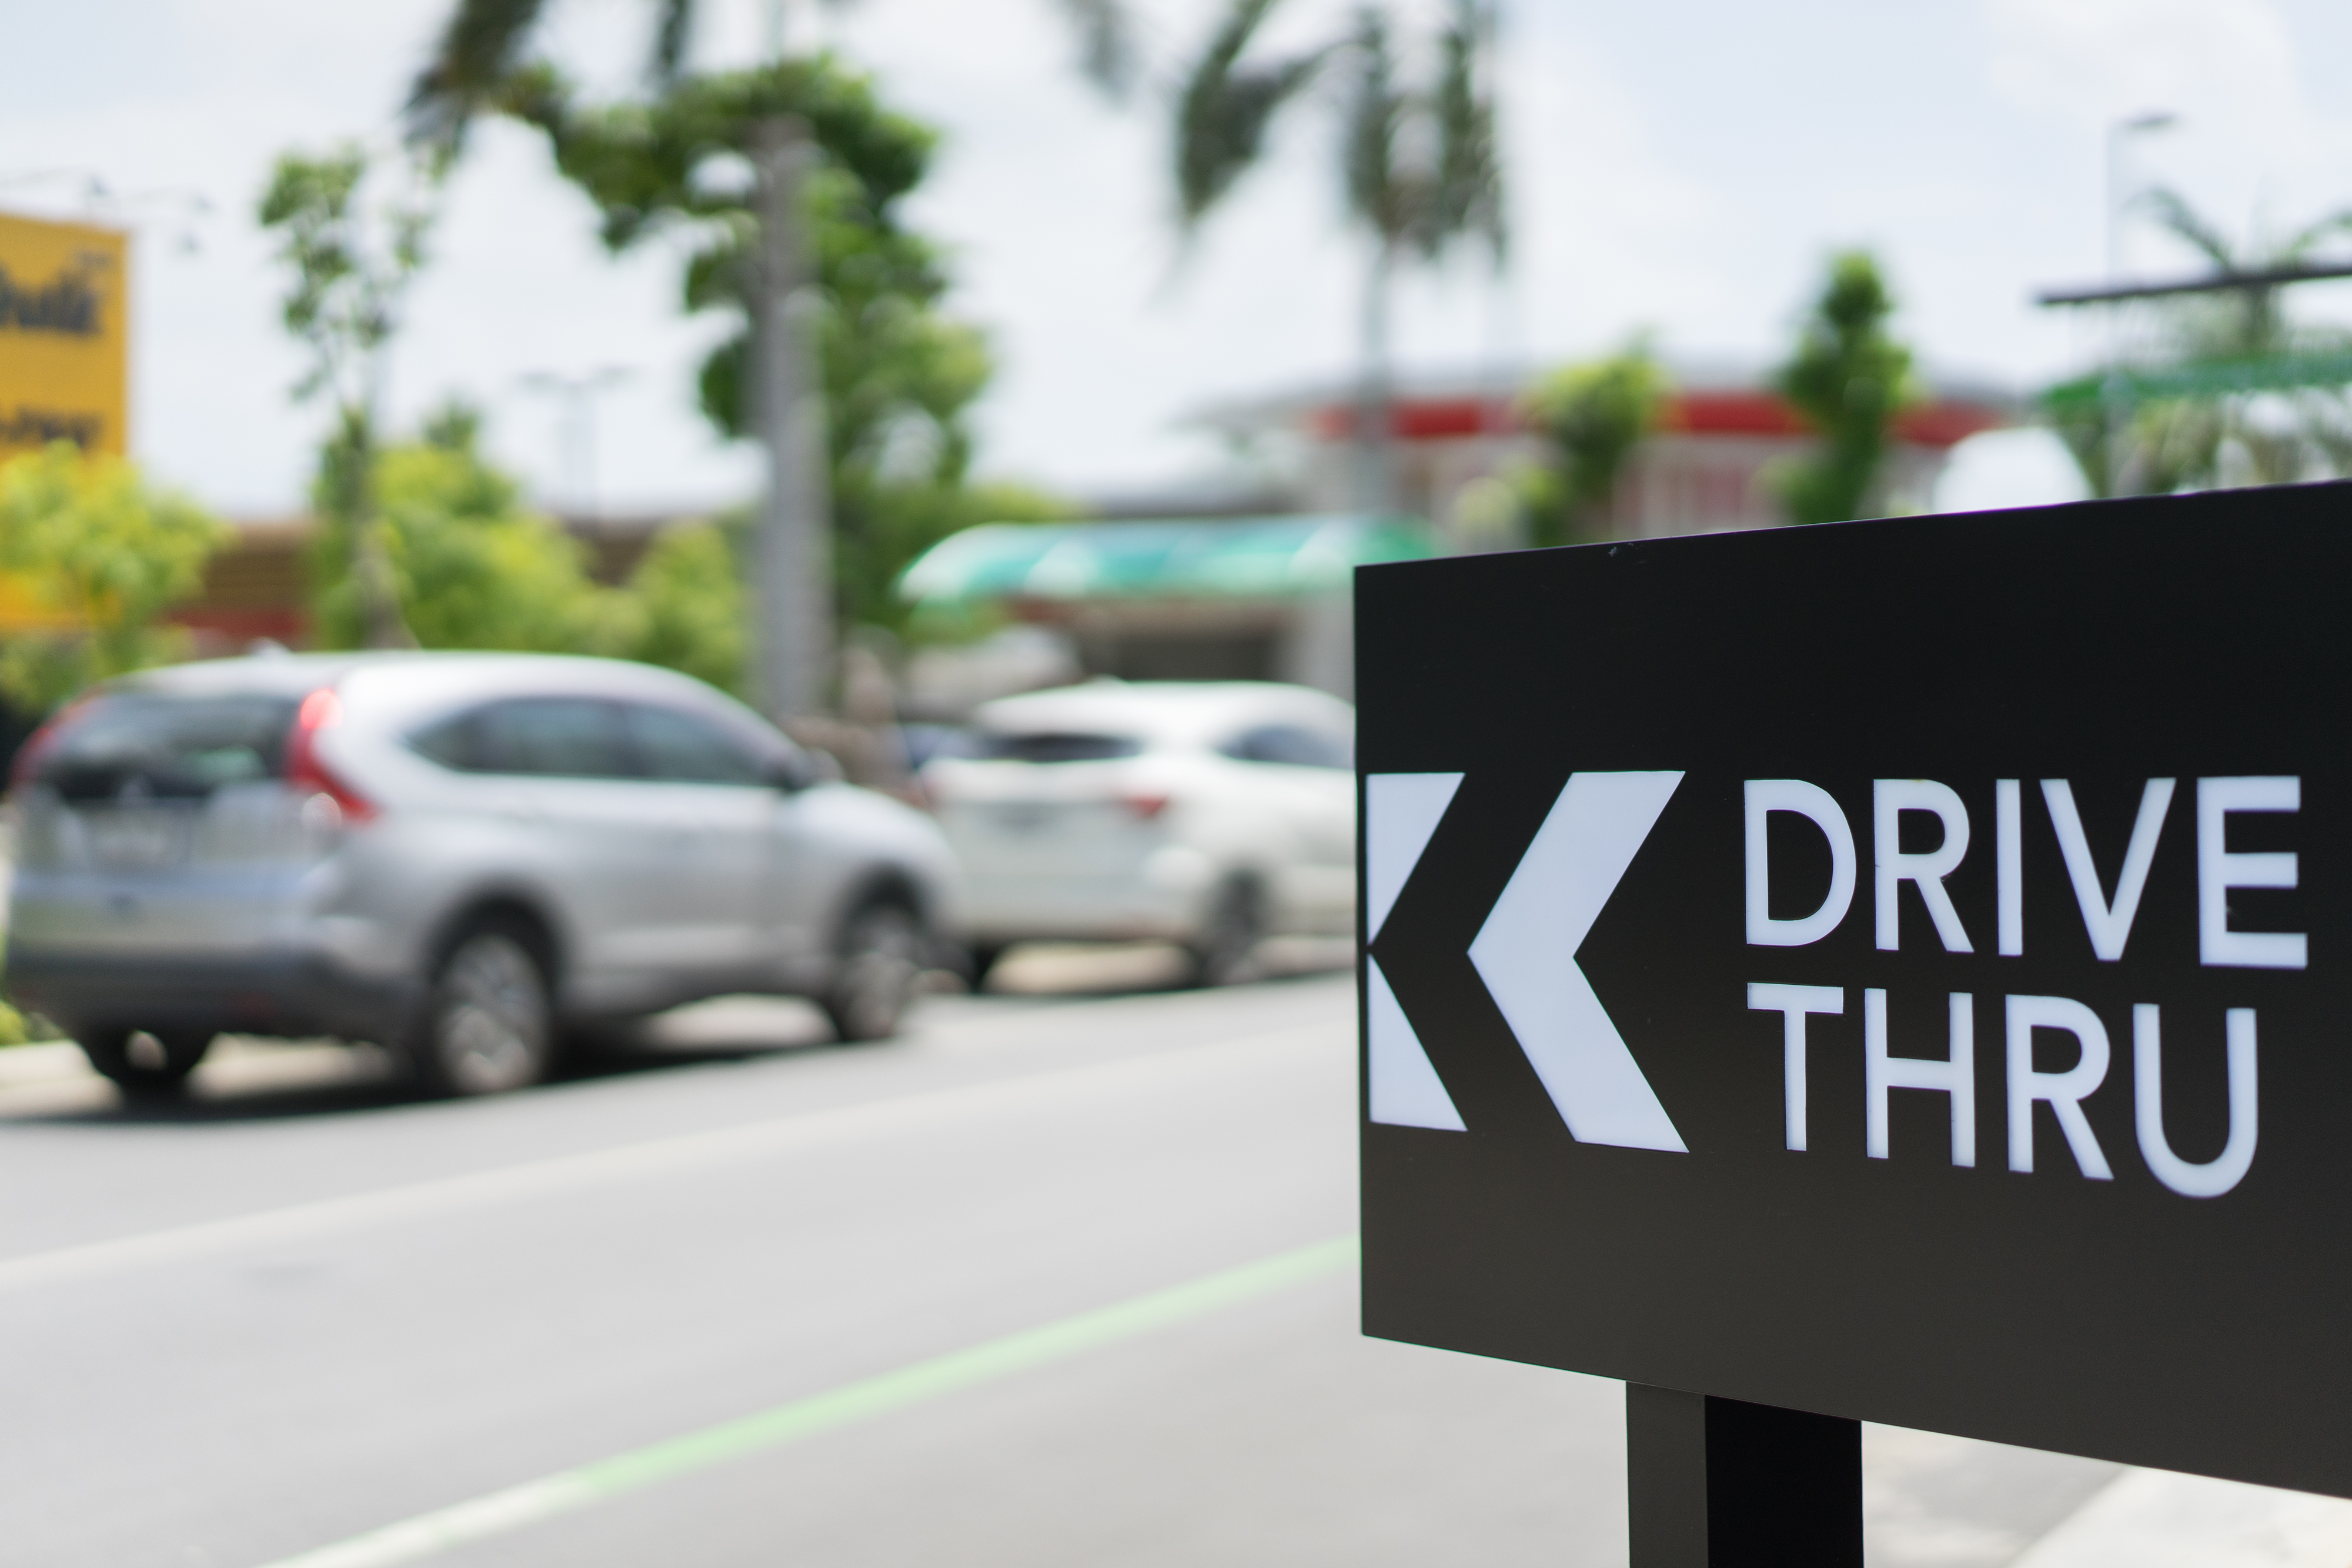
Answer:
[[1358, 486, 2352, 1497]]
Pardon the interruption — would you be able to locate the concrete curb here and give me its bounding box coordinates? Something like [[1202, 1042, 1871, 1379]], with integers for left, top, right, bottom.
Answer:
[[0, 1041, 88, 1086]]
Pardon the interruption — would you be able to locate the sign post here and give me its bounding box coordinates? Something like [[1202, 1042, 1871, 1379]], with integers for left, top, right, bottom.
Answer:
[[1627, 1386, 1857, 1567], [1358, 487, 2352, 1560]]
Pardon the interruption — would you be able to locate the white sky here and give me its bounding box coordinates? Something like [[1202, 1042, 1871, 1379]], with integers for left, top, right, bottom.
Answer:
[[5, 0, 2352, 519]]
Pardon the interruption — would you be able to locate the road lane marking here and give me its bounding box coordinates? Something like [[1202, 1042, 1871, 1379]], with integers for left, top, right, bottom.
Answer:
[[250, 1235, 1361, 1568], [0, 1020, 1345, 1299]]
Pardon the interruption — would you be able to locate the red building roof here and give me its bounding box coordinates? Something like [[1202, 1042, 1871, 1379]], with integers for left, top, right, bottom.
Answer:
[[1308, 387, 2006, 449]]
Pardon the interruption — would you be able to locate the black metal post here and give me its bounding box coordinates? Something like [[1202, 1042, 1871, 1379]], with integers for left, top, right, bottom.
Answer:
[[1626, 1385, 1861, 1568]]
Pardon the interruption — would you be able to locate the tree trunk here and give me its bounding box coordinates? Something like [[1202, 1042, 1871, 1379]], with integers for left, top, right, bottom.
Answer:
[[1354, 238, 1399, 516], [750, 115, 834, 720], [339, 404, 415, 651]]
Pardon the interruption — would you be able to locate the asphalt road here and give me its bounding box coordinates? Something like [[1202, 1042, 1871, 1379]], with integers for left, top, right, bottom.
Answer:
[[0, 953, 2118, 1568]]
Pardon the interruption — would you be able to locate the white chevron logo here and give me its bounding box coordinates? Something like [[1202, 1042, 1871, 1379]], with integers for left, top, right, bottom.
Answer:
[[1365, 773, 1466, 1131], [1469, 770, 1689, 1152]]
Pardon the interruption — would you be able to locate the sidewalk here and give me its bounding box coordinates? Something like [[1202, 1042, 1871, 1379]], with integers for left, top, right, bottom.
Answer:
[[2012, 1468, 2352, 1568], [1869, 1424, 2352, 1568]]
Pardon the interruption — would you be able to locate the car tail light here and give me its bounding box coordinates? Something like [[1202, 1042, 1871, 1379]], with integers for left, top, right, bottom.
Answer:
[[285, 687, 379, 825], [1122, 791, 1171, 821], [7, 696, 92, 793]]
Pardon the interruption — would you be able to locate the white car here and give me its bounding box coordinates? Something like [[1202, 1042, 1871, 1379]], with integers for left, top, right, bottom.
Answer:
[[925, 680, 1355, 985]]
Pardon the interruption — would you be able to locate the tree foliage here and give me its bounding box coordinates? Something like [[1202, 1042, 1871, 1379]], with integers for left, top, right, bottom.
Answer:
[[1518, 344, 1669, 547], [1168, 0, 1503, 509], [500, 58, 1017, 630], [1173, 0, 1501, 262], [257, 149, 433, 407], [2054, 189, 2352, 497], [1337, 2, 1504, 267], [407, 0, 563, 165], [258, 144, 436, 647], [0, 443, 228, 711], [1175, 0, 1327, 229], [312, 410, 751, 692], [310, 412, 603, 654], [1773, 250, 1915, 526], [1058, 0, 1143, 101], [625, 518, 746, 694]]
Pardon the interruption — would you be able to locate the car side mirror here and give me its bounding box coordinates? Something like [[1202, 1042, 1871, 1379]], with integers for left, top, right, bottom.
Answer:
[[766, 747, 841, 791]]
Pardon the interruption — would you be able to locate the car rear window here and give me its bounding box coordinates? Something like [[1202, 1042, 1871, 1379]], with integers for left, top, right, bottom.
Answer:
[[974, 731, 1144, 764], [1219, 723, 1354, 770], [29, 694, 300, 803]]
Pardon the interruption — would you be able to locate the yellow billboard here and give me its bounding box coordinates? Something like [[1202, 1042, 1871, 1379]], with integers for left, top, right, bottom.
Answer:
[[0, 210, 127, 466]]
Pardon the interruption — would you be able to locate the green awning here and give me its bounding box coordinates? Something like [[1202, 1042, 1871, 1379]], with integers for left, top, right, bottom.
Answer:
[[2042, 349, 2352, 411], [896, 514, 1442, 607]]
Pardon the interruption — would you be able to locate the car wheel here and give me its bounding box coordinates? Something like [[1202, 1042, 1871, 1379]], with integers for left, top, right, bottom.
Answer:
[[965, 942, 1009, 991], [81, 1027, 212, 1099], [410, 921, 554, 1096], [1186, 877, 1264, 988], [826, 901, 926, 1043]]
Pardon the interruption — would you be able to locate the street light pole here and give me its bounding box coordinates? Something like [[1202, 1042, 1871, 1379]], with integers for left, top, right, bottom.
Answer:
[[2107, 111, 2179, 285], [2100, 111, 2179, 495], [519, 366, 632, 524]]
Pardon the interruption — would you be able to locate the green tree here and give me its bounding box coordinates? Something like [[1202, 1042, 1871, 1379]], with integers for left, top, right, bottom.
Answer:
[[411, 2, 848, 716], [500, 59, 1020, 634], [319, 406, 761, 693], [1164, 0, 1504, 513], [258, 145, 437, 648], [624, 519, 746, 694], [408, 8, 1046, 676], [1518, 343, 1669, 547], [310, 408, 623, 655], [1774, 251, 1916, 526], [0, 443, 228, 711], [2052, 189, 2352, 496]]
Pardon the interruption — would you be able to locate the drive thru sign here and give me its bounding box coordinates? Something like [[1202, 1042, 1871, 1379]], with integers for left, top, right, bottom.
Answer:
[[1357, 486, 2352, 1552]]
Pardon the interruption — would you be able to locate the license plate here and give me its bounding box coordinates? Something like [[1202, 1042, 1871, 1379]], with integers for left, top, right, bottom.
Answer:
[[993, 803, 1058, 834], [85, 810, 188, 868]]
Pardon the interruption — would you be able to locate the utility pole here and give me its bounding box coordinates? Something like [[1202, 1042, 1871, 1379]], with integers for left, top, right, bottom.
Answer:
[[1354, 240, 1399, 516], [750, 115, 833, 720], [2099, 111, 2179, 494]]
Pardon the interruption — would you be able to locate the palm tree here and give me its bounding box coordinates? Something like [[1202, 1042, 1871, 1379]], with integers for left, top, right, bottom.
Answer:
[[1171, 0, 1505, 514], [2062, 189, 2352, 495], [405, 0, 699, 166]]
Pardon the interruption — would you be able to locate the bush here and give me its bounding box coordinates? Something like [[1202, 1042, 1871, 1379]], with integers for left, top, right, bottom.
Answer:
[[311, 421, 630, 657], [0, 443, 228, 711], [621, 519, 746, 694]]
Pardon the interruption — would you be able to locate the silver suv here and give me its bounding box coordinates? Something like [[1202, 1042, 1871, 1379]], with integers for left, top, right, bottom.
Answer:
[[5, 651, 959, 1096]]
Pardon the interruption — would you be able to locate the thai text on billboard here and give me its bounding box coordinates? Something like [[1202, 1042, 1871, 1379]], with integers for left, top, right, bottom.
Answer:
[[0, 210, 128, 464]]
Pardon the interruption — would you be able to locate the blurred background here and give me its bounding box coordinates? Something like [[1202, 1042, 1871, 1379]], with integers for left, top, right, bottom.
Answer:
[[0, 0, 2348, 720], [3, 2, 2352, 1566]]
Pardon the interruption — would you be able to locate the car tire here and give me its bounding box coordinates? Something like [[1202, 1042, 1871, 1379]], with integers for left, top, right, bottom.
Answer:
[[408, 920, 555, 1097], [825, 900, 927, 1043], [965, 942, 1008, 991], [1185, 877, 1264, 989], [81, 1027, 212, 1099]]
